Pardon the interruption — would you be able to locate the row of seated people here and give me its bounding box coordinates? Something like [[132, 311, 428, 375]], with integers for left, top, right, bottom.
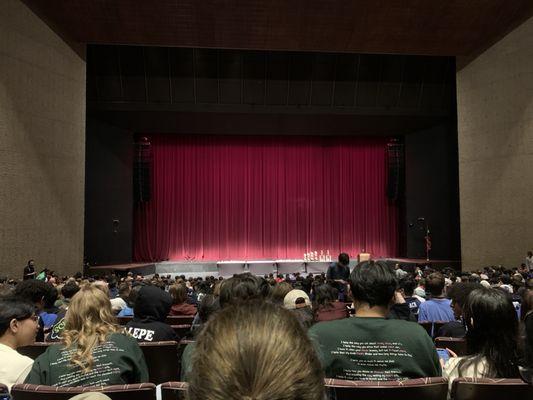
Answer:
[[0, 261, 532, 399]]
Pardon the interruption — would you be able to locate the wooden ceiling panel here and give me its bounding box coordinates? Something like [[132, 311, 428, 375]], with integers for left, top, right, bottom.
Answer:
[[23, 1, 533, 58]]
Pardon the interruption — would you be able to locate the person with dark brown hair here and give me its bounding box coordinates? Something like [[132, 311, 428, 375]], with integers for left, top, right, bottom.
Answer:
[[169, 283, 197, 316], [417, 272, 455, 322], [188, 300, 324, 400]]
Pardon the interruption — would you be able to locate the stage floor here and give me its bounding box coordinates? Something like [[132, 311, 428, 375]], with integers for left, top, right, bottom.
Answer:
[[88, 258, 460, 278]]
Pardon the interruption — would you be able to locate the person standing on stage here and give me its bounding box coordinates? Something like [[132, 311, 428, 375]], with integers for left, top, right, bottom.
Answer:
[[326, 253, 350, 301], [23, 260, 36, 280]]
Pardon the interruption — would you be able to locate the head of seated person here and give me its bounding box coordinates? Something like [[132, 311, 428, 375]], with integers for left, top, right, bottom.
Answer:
[[283, 289, 314, 330], [126, 285, 175, 342], [447, 287, 519, 379], [218, 273, 270, 308], [0, 298, 39, 389], [0, 298, 38, 349], [188, 300, 324, 400], [349, 260, 397, 317], [168, 282, 197, 316], [269, 281, 293, 305], [426, 272, 446, 298]]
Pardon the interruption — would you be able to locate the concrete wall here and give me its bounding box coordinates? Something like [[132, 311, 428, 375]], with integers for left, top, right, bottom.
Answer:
[[0, 0, 86, 278], [457, 16, 533, 270]]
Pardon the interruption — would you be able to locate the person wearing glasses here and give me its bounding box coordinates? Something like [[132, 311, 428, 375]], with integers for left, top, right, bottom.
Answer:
[[0, 298, 39, 390]]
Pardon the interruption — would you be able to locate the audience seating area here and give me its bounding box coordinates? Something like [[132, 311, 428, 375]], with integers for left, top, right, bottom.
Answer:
[[435, 337, 467, 356], [10, 383, 157, 400], [451, 377, 533, 400], [324, 377, 448, 400]]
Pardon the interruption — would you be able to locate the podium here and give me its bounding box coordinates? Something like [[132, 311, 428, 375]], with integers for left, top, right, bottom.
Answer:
[[358, 253, 371, 263]]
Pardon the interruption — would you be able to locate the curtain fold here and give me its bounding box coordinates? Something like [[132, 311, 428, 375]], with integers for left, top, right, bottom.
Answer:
[[133, 135, 398, 261]]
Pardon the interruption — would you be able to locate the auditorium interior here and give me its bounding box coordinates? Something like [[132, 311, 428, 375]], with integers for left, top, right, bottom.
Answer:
[[2, 1, 533, 278]]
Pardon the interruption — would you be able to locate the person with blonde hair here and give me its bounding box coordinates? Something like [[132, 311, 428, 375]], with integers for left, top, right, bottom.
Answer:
[[187, 300, 324, 400], [25, 284, 148, 386]]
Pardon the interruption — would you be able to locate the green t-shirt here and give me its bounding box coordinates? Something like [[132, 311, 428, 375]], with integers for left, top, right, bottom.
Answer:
[[25, 333, 149, 387], [308, 317, 441, 381]]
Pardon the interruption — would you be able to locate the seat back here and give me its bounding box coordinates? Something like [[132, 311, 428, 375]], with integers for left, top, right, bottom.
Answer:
[[11, 383, 156, 400], [171, 325, 192, 339], [451, 377, 533, 400], [434, 337, 467, 356], [139, 341, 179, 384], [117, 316, 133, 325], [160, 381, 188, 400], [166, 315, 194, 325], [18, 342, 52, 359], [419, 321, 447, 338], [325, 377, 448, 400]]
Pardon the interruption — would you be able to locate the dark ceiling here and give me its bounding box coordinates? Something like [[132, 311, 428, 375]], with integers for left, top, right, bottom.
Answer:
[[24, 1, 533, 60]]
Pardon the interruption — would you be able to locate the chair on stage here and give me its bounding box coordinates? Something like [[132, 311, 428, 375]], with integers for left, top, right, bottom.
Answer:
[[10, 383, 157, 400], [325, 377, 448, 400], [434, 337, 467, 356], [451, 377, 533, 400]]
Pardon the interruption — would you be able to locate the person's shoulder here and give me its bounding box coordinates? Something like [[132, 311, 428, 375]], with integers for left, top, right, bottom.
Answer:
[[309, 316, 351, 334]]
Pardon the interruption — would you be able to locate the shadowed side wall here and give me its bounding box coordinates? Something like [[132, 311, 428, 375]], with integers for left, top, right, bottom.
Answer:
[[0, 0, 86, 277], [457, 16, 533, 270]]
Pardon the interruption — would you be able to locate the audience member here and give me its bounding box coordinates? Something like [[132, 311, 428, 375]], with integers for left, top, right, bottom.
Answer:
[[309, 260, 440, 380], [117, 284, 143, 317], [14, 279, 53, 341], [0, 298, 38, 390], [418, 272, 455, 322], [169, 283, 197, 316], [438, 282, 482, 337], [313, 283, 349, 322], [326, 253, 350, 301], [25, 284, 148, 386], [110, 283, 130, 314], [443, 288, 519, 388], [188, 300, 324, 400], [284, 289, 314, 330], [125, 285, 176, 342], [399, 276, 424, 316], [269, 281, 293, 305]]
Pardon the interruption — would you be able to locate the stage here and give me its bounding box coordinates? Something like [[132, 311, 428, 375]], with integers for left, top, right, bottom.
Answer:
[[88, 258, 461, 278]]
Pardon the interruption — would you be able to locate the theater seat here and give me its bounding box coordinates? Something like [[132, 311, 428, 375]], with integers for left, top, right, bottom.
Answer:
[[171, 324, 192, 339], [10, 383, 157, 400], [451, 377, 533, 400], [160, 381, 188, 400], [325, 377, 448, 400], [434, 337, 467, 356], [139, 341, 180, 384], [419, 321, 446, 338], [166, 315, 195, 325], [117, 316, 133, 325], [18, 342, 52, 359]]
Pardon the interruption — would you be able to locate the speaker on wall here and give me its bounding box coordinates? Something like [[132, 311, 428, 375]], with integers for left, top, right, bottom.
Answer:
[[386, 138, 404, 202], [134, 136, 151, 202]]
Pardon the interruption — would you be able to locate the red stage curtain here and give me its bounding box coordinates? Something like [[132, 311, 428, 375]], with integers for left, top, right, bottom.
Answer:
[[134, 135, 398, 261]]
